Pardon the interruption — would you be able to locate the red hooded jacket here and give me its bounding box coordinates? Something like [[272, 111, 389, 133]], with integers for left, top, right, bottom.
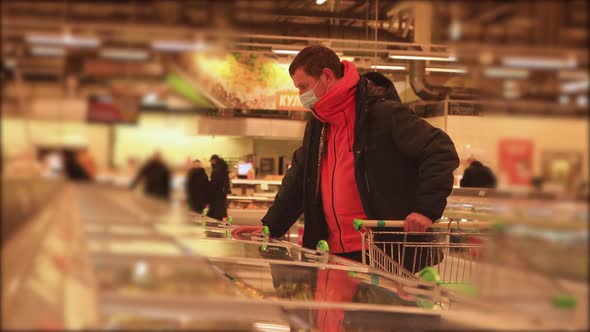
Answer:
[[313, 61, 366, 253]]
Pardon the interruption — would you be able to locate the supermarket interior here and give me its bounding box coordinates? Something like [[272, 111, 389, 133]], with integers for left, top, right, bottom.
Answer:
[[1, 0, 589, 331]]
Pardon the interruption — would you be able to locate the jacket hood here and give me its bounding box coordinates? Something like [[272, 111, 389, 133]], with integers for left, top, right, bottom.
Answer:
[[360, 72, 401, 103]]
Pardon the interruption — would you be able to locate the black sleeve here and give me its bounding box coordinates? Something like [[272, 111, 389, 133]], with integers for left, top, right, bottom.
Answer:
[[261, 146, 305, 237], [390, 104, 459, 221], [210, 169, 223, 192]]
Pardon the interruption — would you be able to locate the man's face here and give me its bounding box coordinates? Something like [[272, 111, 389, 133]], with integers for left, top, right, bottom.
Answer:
[[210, 159, 217, 166], [291, 67, 332, 98]]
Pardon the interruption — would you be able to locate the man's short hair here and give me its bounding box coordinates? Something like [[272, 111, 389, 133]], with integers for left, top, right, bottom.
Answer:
[[289, 45, 343, 79]]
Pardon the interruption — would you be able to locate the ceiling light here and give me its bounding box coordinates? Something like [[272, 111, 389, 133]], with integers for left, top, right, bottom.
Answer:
[[100, 49, 149, 61], [426, 67, 467, 74], [151, 40, 206, 52], [558, 95, 570, 104], [31, 46, 66, 57], [390, 54, 456, 62], [484, 67, 529, 79], [370, 65, 406, 71], [26, 34, 100, 47], [502, 56, 577, 69], [561, 80, 589, 93], [272, 49, 300, 55], [316, 0, 328, 4]]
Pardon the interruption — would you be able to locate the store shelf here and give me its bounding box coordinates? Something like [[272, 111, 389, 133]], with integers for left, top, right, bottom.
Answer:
[[231, 179, 283, 185], [227, 195, 274, 202]]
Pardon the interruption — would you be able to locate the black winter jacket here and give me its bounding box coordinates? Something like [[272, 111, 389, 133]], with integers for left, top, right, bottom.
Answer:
[[262, 72, 459, 265], [186, 167, 210, 213], [130, 159, 171, 201], [208, 159, 230, 220], [460, 161, 497, 188]]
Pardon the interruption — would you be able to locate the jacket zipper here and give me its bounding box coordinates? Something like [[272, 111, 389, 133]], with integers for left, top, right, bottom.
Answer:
[[315, 124, 326, 199], [361, 101, 371, 194], [341, 111, 352, 152], [331, 126, 345, 252]]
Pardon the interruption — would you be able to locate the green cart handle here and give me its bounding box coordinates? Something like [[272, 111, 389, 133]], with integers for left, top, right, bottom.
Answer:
[[261, 225, 270, 235], [553, 294, 577, 310], [316, 240, 329, 253], [418, 267, 442, 285], [353, 219, 492, 230]]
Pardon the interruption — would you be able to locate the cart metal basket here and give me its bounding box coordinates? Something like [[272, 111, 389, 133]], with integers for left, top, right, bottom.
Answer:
[[353, 219, 492, 285]]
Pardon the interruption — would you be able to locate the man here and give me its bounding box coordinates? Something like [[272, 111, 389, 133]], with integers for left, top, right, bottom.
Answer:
[[248, 46, 459, 266], [208, 154, 230, 220], [185, 159, 210, 214], [130, 151, 171, 201], [460, 158, 497, 188]]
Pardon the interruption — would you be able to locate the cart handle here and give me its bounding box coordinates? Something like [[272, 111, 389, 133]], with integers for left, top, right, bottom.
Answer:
[[353, 219, 491, 231]]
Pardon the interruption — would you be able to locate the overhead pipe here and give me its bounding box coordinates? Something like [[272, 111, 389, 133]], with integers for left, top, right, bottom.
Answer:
[[408, 60, 450, 100]]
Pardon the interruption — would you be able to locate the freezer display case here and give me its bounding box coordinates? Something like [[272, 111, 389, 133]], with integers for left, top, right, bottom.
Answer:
[[90, 254, 484, 331], [173, 237, 357, 266], [84, 222, 156, 237], [97, 294, 453, 331], [87, 236, 186, 256], [93, 254, 240, 299], [84, 221, 232, 241], [99, 296, 296, 331]]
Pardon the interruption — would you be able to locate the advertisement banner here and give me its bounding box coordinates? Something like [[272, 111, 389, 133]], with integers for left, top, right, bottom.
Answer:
[[498, 139, 534, 185], [180, 52, 305, 111]]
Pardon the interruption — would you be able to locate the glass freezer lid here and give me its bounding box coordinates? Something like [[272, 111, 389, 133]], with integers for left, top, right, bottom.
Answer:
[[93, 255, 240, 298], [282, 306, 443, 332], [174, 237, 353, 265], [209, 259, 433, 309], [153, 224, 230, 238], [84, 223, 155, 236], [99, 295, 300, 331], [99, 285, 445, 332], [87, 238, 184, 256]]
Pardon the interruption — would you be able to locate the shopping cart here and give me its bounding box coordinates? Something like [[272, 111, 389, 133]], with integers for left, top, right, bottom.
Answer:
[[353, 218, 581, 322], [353, 219, 492, 290]]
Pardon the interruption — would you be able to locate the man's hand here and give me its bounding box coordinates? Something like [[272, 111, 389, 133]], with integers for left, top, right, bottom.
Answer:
[[231, 225, 265, 240], [404, 212, 433, 232]]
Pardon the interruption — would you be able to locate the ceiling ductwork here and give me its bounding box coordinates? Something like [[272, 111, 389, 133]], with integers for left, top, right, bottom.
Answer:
[[408, 61, 450, 101]]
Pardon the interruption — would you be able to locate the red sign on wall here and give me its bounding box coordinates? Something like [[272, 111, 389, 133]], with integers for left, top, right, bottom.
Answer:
[[498, 139, 534, 185]]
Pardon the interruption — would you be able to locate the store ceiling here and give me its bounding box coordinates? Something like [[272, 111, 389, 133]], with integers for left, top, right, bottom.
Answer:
[[1, 0, 588, 109]]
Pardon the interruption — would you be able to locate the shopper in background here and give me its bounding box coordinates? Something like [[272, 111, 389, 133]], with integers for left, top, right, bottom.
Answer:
[[63, 149, 93, 181], [185, 159, 210, 214], [208, 154, 230, 220], [245, 46, 459, 268], [129, 151, 171, 201], [460, 158, 497, 188]]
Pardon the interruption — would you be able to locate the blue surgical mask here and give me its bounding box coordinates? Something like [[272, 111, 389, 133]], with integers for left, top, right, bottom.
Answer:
[[299, 77, 321, 109]]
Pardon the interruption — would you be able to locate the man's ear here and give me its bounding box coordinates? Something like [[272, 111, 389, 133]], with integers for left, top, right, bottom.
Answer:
[[322, 68, 337, 84]]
